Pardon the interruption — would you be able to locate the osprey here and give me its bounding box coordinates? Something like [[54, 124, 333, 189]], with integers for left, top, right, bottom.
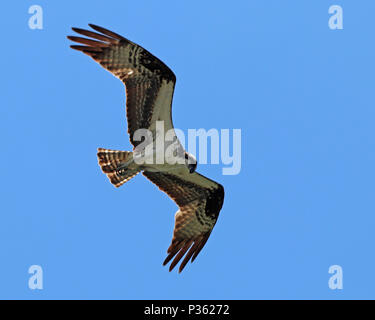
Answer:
[[68, 24, 224, 273]]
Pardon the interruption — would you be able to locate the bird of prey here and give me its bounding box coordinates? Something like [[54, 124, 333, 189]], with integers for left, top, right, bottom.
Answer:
[[68, 24, 224, 273]]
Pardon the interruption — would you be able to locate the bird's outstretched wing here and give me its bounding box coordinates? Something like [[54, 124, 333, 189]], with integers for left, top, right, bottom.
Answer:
[[67, 24, 177, 147], [143, 171, 224, 273]]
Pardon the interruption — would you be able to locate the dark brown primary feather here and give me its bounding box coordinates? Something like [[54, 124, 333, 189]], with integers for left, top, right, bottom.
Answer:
[[143, 171, 224, 272], [67, 24, 176, 147]]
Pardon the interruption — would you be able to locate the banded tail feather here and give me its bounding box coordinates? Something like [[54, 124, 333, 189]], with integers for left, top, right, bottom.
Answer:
[[97, 148, 141, 187]]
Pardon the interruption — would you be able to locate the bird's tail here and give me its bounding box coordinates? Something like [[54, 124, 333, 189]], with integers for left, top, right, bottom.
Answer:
[[97, 148, 141, 187]]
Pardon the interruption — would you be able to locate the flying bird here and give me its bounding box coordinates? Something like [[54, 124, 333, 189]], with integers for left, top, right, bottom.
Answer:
[[68, 24, 224, 273]]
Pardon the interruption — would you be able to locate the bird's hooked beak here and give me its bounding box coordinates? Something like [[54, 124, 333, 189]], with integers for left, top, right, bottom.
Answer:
[[188, 164, 195, 174], [185, 152, 197, 174]]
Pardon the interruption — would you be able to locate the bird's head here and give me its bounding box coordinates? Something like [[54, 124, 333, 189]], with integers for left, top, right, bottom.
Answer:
[[184, 152, 197, 174]]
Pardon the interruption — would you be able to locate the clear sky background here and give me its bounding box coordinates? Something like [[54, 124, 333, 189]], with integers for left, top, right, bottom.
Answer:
[[1, 1, 374, 299]]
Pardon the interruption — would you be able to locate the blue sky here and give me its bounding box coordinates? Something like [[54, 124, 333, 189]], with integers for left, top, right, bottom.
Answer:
[[1, 1, 374, 299]]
